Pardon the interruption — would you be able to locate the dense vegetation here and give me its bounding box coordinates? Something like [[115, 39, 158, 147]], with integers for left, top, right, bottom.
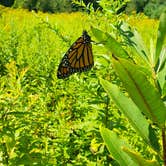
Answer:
[[0, 3, 165, 166], [0, 0, 166, 18]]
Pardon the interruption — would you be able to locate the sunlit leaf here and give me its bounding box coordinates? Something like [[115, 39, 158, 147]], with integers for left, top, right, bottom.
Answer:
[[112, 57, 166, 125], [100, 126, 139, 166], [155, 11, 166, 65], [100, 78, 160, 151], [123, 147, 160, 166], [91, 27, 129, 58]]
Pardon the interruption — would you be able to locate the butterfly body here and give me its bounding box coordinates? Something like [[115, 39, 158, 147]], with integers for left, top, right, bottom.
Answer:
[[57, 31, 93, 79]]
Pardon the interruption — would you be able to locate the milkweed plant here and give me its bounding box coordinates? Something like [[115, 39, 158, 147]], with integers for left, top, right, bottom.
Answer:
[[92, 10, 166, 166]]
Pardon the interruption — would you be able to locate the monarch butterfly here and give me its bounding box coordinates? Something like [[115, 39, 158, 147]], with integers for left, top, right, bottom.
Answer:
[[57, 30, 94, 79]]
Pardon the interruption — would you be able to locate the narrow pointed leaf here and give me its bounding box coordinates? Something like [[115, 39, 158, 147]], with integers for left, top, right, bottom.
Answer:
[[123, 147, 160, 166], [100, 78, 159, 151], [91, 27, 129, 58], [112, 57, 166, 125], [100, 126, 139, 166], [155, 11, 166, 64], [131, 30, 149, 61]]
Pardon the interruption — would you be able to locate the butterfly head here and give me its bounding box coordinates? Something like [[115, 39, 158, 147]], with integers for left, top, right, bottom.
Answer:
[[82, 30, 91, 43]]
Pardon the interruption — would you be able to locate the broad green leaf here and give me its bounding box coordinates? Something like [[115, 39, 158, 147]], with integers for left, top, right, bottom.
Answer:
[[112, 57, 166, 125], [123, 147, 160, 166], [100, 126, 139, 166], [100, 78, 160, 152], [131, 29, 149, 62], [155, 11, 166, 65], [91, 27, 129, 58]]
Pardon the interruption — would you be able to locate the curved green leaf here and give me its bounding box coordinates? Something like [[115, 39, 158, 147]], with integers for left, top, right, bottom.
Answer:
[[123, 147, 160, 166], [91, 27, 129, 58], [112, 57, 166, 125], [100, 78, 160, 152], [155, 11, 166, 65], [100, 126, 139, 166]]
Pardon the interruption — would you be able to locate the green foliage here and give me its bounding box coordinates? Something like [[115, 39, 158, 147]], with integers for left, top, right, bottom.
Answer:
[[92, 10, 166, 165], [0, 0, 15, 7], [72, 0, 102, 12], [0, 9, 115, 165], [13, 0, 73, 12], [100, 127, 160, 166], [37, 0, 73, 13], [12, 0, 100, 13], [144, 0, 166, 19], [155, 11, 166, 66], [99, 0, 129, 14], [0, 6, 165, 165], [99, 79, 156, 149], [117, 0, 166, 19]]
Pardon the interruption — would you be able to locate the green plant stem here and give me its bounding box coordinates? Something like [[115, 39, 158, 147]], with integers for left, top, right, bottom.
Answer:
[[104, 95, 109, 128], [162, 126, 166, 166]]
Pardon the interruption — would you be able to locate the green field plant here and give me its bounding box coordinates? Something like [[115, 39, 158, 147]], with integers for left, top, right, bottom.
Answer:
[[0, 5, 165, 165], [92, 11, 166, 166]]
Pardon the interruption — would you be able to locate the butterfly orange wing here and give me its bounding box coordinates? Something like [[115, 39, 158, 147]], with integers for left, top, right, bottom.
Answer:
[[57, 31, 93, 79]]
